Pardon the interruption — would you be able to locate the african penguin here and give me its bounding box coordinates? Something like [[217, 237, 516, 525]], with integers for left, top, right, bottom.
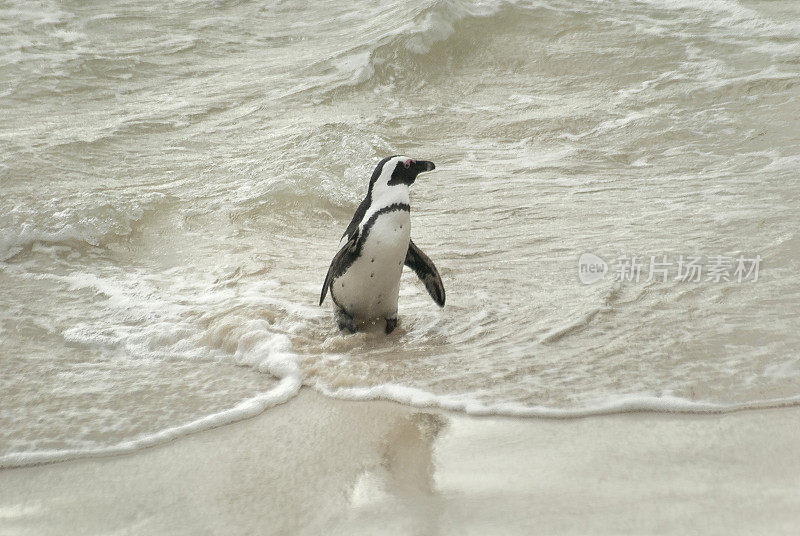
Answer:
[[320, 155, 445, 334]]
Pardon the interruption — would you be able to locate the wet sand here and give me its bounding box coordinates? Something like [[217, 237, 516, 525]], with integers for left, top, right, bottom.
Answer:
[[1, 390, 798, 536]]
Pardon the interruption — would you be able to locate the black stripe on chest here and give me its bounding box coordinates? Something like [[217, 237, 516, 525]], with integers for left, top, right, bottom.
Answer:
[[332, 202, 410, 281], [359, 202, 410, 244]]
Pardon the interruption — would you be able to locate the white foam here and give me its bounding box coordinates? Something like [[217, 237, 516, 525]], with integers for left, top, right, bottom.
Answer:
[[0, 256, 311, 469], [634, 0, 800, 38], [334, 51, 375, 86], [317, 383, 800, 419], [0, 223, 91, 261], [0, 199, 158, 261]]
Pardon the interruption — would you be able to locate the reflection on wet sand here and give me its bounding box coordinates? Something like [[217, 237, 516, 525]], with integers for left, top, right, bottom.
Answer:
[[342, 412, 449, 535]]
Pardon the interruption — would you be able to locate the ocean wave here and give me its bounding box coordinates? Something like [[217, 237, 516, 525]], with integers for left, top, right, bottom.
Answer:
[[0, 200, 159, 261], [4, 0, 800, 474], [303, 0, 800, 95], [634, 0, 800, 38], [0, 264, 306, 469], [0, 220, 131, 262], [231, 121, 394, 211], [309, 0, 513, 91], [0, 376, 301, 469]]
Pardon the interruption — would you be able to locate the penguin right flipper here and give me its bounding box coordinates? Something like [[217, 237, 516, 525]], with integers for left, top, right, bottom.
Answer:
[[405, 239, 445, 307], [320, 231, 359, 306]]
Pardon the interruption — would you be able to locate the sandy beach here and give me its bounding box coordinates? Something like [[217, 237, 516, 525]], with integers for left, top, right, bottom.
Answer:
[[2, 390, 798, 536]]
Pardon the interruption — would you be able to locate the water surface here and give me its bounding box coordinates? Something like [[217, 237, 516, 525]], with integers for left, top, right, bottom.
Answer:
[[2, 0, 800, 466]]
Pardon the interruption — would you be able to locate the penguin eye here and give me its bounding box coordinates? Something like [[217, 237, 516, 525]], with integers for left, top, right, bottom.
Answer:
[[403, 159, 415, 169]]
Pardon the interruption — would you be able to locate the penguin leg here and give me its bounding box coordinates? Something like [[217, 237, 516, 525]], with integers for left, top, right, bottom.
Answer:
[[385, 315, 398, 335], [335, 307, 357, 334]]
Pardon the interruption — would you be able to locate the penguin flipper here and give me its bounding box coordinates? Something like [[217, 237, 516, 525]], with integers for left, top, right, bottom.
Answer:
[[404, 239, 445, 307], [320, 232, 359, 306]]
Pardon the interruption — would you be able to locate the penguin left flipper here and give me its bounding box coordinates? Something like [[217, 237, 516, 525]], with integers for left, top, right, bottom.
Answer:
[[405, 239, 446, 307], [319, 232, 359, 306]]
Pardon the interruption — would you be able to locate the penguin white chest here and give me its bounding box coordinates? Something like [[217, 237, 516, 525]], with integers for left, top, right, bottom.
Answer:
[[332, 209, 411, 321]]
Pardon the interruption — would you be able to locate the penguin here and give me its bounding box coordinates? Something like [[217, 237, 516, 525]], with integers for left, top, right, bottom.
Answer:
[[319, 155, 445, 334]]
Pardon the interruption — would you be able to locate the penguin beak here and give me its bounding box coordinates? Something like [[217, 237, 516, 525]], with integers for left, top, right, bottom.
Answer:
[[417, 161, 435, 173]]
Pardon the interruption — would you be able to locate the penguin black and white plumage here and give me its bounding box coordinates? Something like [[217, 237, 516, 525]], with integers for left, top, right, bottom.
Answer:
[[319, 155, 445, 334]]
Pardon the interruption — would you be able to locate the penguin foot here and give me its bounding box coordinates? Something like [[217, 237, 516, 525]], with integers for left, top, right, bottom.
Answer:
[[335, 309, 357, 334], [385, 317, 398, 335]]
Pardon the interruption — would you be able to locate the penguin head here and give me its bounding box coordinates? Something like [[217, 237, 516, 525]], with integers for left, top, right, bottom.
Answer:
[[368, 155, 436, 195]]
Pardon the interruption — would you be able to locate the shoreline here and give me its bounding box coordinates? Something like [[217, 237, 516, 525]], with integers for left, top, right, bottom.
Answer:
[[6, 384, 800, 470], [2, 389, 799, 535]]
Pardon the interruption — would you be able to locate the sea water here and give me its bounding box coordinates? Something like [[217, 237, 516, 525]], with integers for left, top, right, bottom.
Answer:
[[2, 0, 800, 467]]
